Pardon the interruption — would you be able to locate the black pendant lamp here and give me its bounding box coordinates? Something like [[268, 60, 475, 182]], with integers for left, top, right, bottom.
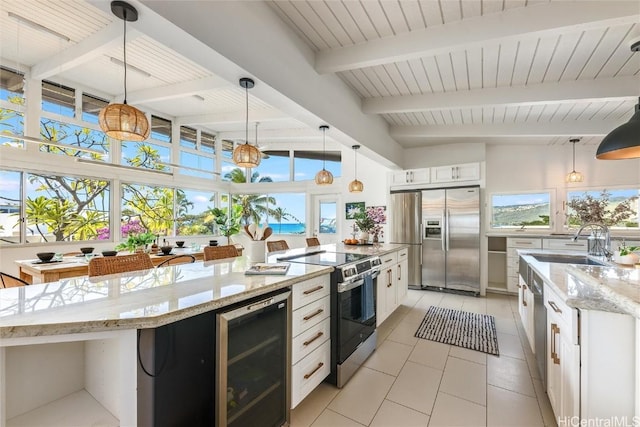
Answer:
[[232, 78, 261, 168], [315, 125, 333, 185], [99, 1, 150, 141], [596, 41, 640, 160]]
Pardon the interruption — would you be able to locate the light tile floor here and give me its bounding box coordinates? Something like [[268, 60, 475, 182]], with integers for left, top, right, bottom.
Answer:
[[291, 290, 557, 427]]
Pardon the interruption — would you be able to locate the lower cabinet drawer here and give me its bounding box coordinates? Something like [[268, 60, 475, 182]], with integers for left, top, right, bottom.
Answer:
[[292, 317, 330, 365], [292, 296, 330, 337], [292, 275, 330, 309], [291, 340, 331, 409]]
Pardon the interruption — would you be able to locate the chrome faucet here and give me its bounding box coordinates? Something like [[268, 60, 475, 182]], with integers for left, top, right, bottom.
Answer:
[[572, 223, 611, 258]]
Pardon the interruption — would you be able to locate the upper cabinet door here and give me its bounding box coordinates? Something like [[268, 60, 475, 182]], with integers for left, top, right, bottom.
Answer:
[[390, 168, 430, 185], [431, 163, 480, 183]]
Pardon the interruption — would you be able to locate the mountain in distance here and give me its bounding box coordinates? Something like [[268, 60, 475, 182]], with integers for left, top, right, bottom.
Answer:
[[493, 202, 550, 226]]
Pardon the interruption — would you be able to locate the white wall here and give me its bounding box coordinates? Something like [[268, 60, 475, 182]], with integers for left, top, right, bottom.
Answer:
[[403, 143, 487, 169]]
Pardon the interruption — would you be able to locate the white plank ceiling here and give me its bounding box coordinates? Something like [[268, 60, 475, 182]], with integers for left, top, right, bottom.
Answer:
[[0, 0, 638, 158]]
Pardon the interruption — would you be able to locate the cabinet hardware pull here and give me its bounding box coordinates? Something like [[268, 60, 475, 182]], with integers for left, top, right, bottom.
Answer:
[[400, 252, 406, 257], [522, 299, 527, 306], [517, 284, 521, 288], [515, 241, 532, 245], [523, 284, 527, 290], [548, 301, 562, 314], [303, 332, 324, 346], [384, 259, 393, 263], [247, 297, 275, 312], [303, 285, 324, 295], [303, 309, 324, 321], [304, 362, 324, 379], [551, 323, 561, 365], [398, 264, 401, 281]]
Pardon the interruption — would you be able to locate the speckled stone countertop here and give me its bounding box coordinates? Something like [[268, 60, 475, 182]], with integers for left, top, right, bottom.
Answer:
[[519, 250, 639, 318], [0, 256, 332, 339]]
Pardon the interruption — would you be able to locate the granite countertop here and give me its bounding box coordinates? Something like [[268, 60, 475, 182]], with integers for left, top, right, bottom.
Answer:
[[266, 242, 409, 261], [519, 249, 640, 318], [0, 256, 332, 339]]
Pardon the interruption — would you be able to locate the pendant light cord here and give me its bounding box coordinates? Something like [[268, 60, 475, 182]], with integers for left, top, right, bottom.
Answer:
[[245, 84, 249, 146], [572, 140, 576, 170], [354, 147, 358, 179], [322, 127, 326, 170], [122, 8, 128, 105]]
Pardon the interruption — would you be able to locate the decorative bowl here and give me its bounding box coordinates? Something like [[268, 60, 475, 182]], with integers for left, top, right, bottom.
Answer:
[[160, 245, 173, 255], [101, 250, 117, 257], [175, 241, 185, 248], [36, 252, 55, 262], [80, 247, 94, 254]]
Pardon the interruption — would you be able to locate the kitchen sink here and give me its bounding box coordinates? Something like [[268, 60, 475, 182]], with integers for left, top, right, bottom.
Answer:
[[531, 254, 606, 266]]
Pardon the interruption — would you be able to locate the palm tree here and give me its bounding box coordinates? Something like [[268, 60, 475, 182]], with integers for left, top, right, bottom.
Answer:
[[233, 193, 276, 225], [224, 168, 273, 183], [270, 207, 302, 233]]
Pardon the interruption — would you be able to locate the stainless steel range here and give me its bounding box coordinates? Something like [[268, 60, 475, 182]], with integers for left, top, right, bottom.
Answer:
[[278, 250, 381, 387]]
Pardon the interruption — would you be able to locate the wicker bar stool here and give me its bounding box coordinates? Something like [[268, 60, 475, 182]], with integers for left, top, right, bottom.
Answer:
[[266, 240, 289, 252], [156, 254, 196, 268], [1, 272, 30, 288], [203, 245, 239, 261], [305, 237, 320, 247], [88, 253, 154, 277]]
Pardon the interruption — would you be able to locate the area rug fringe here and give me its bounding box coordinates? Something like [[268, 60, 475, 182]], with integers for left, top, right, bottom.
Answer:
[[414, 306, 499, 356]]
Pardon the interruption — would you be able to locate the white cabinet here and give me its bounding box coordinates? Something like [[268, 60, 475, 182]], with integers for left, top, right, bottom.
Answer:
[[390, 168, 430, 186], [431, 162, 480, 183], [396, 248, 409, 304], [542, 239, 587, 251], [545, 284, 580, 421], [291, 275, 331, 408], [506, 238, 541, 293], [517, 274, 535, 353]]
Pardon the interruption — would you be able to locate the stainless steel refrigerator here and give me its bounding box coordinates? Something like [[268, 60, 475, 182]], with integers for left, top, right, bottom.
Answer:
[[389, 191, 422, 288], [422, 187, 480, 294], [390, 187, 480, 294]]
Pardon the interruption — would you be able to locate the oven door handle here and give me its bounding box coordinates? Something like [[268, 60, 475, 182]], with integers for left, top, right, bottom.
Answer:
[[370, 270, 380, 280], [337, 277, 365, 293]]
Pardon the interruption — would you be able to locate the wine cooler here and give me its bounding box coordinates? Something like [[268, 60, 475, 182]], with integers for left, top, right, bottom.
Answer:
[[216, 289, 292, 427]]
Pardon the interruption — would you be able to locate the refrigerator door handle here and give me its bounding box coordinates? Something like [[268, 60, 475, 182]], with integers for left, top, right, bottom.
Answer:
[[446, 209, 451, 251], [441, 209, 446, 252]]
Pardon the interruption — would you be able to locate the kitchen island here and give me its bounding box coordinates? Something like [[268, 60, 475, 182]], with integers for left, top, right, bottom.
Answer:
[[518, 250, 639, 423], [0, 257, 332, 426]]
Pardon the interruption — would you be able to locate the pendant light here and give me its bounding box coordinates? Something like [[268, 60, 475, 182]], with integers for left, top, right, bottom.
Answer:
[[315, 125, 333, 185], [98, 1, 150, 142], [566, 138, 584, 183], [596, 41, 640, 160], [232, 77, 261, 168], [349, 145, 364, 192]]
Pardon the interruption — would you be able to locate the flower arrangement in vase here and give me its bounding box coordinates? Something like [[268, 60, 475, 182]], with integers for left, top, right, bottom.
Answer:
[[354, 206, 386, 243]]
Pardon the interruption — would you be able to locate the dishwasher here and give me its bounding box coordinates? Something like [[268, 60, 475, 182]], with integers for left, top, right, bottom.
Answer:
[[531, 269, 547, 387]]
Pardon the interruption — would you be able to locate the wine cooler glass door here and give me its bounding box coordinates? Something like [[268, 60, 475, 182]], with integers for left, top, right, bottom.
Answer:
[[216, 290, 291, 427]]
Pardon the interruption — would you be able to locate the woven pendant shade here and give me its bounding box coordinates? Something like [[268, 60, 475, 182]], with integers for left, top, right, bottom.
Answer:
[[349, 179, 363, 192], [99, 103, 150, 141], [233, 143, 261, 168], [565, 138, 583, 183], [315, 168, 334, 185]]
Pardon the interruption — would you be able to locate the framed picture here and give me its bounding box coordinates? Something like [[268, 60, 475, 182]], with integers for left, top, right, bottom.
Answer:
[[345, 202, 365, 219]]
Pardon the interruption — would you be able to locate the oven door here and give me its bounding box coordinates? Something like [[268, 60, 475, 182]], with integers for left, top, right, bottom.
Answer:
[[337, 271, 377, 364]]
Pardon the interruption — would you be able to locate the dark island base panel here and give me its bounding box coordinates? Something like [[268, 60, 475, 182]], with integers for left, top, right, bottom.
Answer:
[[137, 311, 215, 427]]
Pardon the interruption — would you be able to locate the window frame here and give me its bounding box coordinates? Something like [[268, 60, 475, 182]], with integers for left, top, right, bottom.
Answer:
[[564, 185, 640, 233], [488, 189, 555, 231]]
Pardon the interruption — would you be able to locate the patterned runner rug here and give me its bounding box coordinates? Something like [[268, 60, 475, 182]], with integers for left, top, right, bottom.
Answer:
[[414, 306, 499, 356]]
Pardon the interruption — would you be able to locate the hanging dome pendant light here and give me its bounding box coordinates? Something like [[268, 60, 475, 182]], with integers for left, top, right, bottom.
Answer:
[[349, 144, 363, 192], [232, 77, 261, 168], [98, 1, 150, 142], [566, 138, 584, 183], [315, 125, 333, 185]]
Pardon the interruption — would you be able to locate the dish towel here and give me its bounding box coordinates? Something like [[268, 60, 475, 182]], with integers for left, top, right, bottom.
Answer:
[[361, 274, 375, 322]]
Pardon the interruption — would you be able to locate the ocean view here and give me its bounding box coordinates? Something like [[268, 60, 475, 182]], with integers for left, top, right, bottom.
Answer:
[[268, 223, 306, 234]]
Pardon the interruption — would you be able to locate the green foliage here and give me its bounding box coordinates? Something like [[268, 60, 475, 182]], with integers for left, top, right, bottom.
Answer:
[[520, 215, 550, 226], [566, 190, 637, 227], [206, 206, 242, 238], [492, 203, 549, 227], [354, 211, 375, 233], [115, 232, 156, 252], [270, 207, 303, 233], [224, 168, 273, 183]]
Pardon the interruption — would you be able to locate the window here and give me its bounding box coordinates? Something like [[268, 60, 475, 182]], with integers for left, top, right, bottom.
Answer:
[[0, 170, 21, 245], [253, 151, 290, 182], [0, 110, 24, 148], [201, 131, 215, 154], [40, 118, 109, 158], [221, 139, 236, 182], [566, 188, 639, 230], [179, 151, 215, 179], [82, 93, 109, 124], [318, 201, 336, 234], [0, 66, 24, 102], [151, 115, 171, 143], [233, 192, 305, 234], [176, 189, 216, 236], [180, 126, 197, 149], [121, 141, 170, 169], [490, 192, 552, 229], [25, 172, 110, 242], [42, 81, 75, 117], [294, 150, 341, 181]]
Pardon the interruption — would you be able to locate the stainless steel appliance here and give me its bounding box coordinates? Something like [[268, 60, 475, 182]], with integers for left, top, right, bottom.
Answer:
[[391, 187, 480, 294], [280, 251, 380, 387], [531, 270, 546, 386], [389, 191, 422, 288], [216, 289, 291, 427]]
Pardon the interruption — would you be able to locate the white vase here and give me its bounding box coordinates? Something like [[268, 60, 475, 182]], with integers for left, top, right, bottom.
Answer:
[[247, 240, 266, 262], [358, 231, 370, 243], [613, 251, 639, 265]]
